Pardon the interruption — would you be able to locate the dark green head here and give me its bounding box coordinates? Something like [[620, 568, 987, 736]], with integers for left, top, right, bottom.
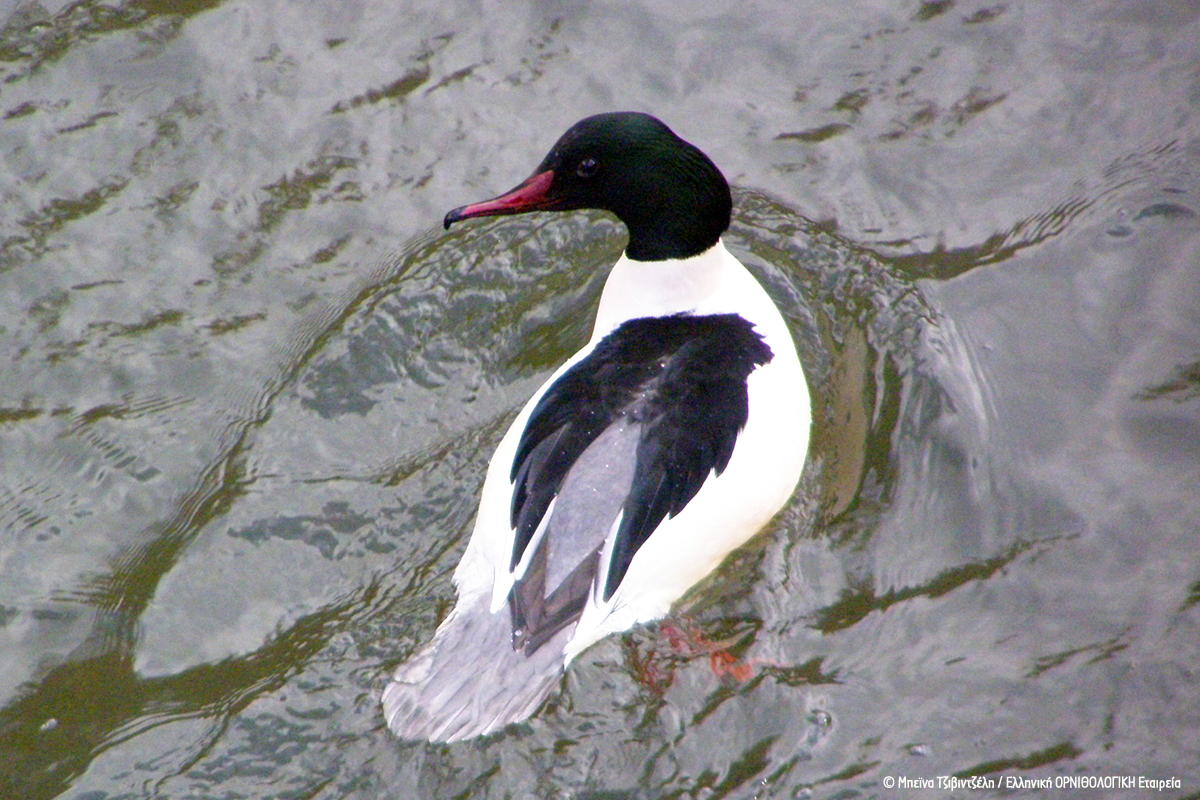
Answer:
[[444, 112, 732, 261]]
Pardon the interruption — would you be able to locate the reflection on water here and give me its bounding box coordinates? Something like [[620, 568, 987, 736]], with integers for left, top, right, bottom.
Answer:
[[1, 0, 1199, 798]]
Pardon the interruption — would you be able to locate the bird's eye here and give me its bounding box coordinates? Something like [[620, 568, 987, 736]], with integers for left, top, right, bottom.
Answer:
[[576, 158, 598, 178]]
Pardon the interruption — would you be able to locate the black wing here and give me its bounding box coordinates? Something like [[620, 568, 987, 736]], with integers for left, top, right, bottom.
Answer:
[[506, 313, 773, 653]]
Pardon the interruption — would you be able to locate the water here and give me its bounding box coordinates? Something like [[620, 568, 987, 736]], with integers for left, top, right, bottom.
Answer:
[[1, 1, 1198, 797]]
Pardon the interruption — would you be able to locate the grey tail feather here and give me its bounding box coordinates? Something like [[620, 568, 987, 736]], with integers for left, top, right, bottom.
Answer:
[[381, 592, 572, 742]]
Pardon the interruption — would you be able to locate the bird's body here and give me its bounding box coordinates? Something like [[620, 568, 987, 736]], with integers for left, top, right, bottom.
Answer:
[[382, 113, 810, 742]]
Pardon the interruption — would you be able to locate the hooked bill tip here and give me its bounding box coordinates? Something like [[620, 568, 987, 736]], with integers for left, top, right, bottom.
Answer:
[[441, 171, 556, 232]]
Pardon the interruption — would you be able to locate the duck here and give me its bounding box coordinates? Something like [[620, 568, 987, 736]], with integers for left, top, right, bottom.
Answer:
[[382, 111, 810, 742]]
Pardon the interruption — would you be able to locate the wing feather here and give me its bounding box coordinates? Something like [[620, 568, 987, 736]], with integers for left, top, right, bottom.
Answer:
[[507, 313, 773, 649]]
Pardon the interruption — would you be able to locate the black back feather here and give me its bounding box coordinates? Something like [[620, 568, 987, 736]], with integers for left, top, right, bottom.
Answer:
[[508, 312, 773, 645]]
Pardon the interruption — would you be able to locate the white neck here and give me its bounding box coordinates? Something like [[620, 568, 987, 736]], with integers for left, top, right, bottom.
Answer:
[[591, 239, 789, 346], [592, 240, 746, 337]]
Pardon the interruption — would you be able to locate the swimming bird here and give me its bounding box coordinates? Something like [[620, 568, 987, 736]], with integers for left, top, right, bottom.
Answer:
[[382, 112, 810, 742]]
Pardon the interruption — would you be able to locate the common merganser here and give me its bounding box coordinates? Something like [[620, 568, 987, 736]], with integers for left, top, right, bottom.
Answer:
[[382, 112, 810, 742]]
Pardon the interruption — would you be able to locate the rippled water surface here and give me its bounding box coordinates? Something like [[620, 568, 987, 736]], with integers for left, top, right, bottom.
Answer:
[[2, 1, 1199, 798]]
